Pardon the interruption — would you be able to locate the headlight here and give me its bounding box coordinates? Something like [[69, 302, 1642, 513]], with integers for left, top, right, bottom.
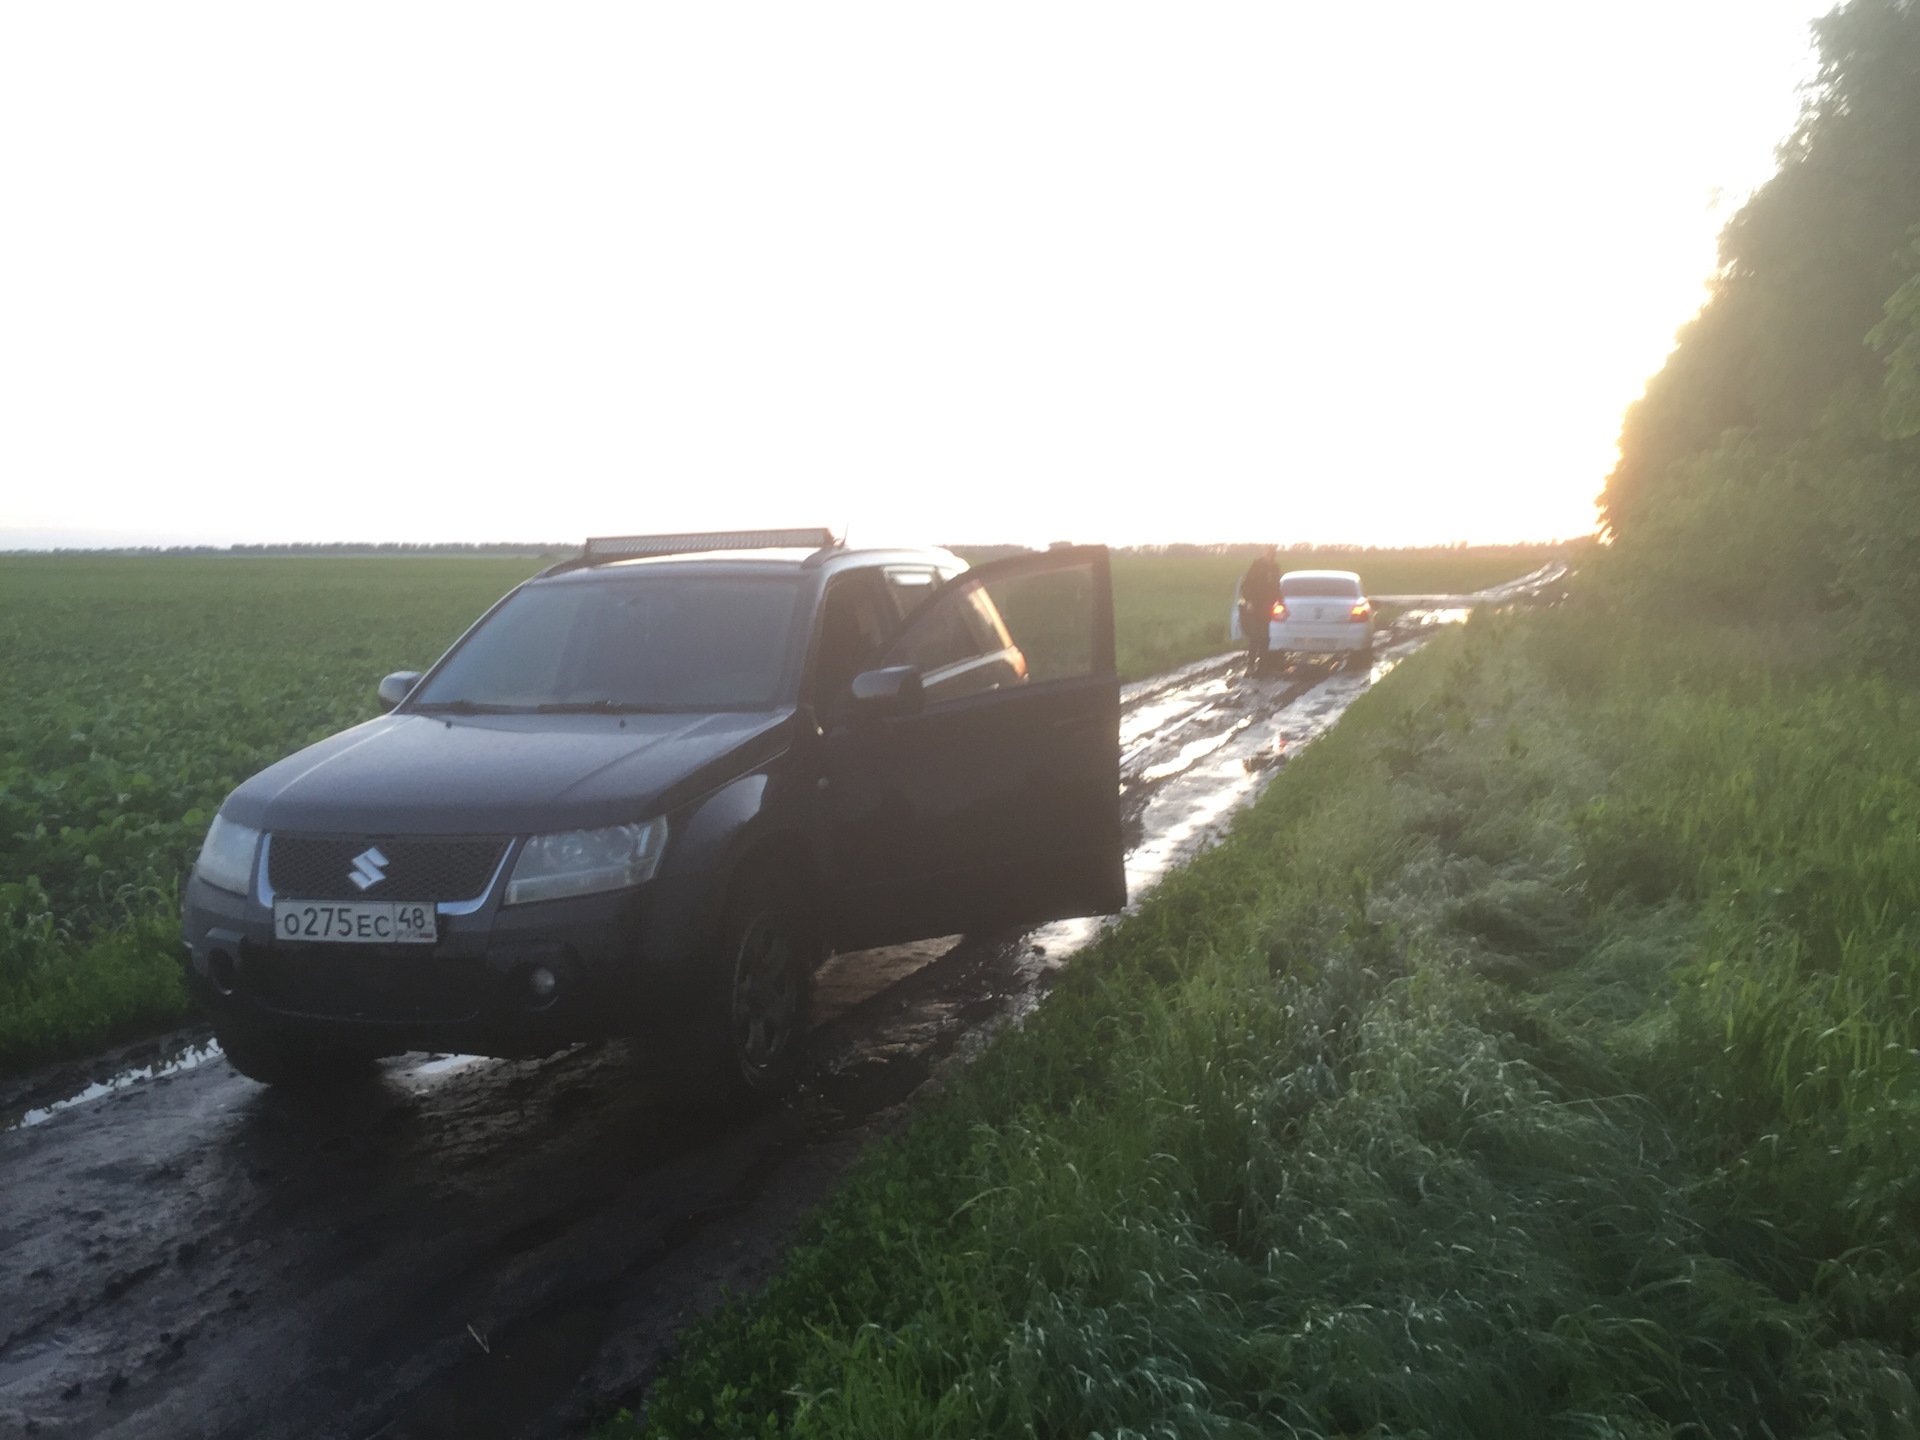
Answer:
[[194, 814, 261, 896], [504, 817, 668, 906]]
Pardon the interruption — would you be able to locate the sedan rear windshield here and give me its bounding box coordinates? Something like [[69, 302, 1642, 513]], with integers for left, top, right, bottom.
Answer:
[[410, 575, 801, 712], [1281, 576, 1362, 598]]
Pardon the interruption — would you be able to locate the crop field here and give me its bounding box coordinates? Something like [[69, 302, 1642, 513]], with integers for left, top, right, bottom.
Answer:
[[0, 545, 1552, 1075], [0, 555, 549, 1070]]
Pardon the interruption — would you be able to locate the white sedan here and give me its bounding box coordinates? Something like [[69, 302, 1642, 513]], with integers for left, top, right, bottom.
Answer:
[[1229, 568, 1375, 665]]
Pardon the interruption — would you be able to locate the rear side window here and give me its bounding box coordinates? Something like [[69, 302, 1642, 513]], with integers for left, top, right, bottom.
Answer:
[[1281, 575, 1362, 598], [880, 567, 941, 622]]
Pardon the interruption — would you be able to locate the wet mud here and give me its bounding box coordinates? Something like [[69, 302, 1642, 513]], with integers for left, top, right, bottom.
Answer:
[[0, 570, 1562, 1439]]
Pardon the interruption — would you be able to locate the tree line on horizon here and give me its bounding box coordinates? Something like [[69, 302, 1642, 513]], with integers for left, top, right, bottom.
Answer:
[[8, 538, 1578, 561]]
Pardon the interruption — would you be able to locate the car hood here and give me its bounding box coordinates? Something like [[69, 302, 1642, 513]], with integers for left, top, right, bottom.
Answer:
[[223, 708, 793, 835]]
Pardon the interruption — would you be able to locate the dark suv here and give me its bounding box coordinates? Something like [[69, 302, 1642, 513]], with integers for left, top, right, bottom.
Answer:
[[181, 530, 1125, 1094]]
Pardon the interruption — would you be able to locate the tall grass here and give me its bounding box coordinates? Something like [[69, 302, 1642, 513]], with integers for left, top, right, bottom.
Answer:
[[625, 608, 1920, 1438]]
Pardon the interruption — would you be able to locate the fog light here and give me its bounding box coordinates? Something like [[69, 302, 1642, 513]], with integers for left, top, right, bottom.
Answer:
[[527, 966, 558, 1003]]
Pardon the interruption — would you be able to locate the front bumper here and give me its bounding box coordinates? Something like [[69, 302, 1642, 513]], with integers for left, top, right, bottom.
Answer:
[[180, 861, 721, 1058]]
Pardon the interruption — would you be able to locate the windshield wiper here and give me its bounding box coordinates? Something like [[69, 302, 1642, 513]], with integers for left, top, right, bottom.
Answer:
[[533, 700, 669, 714], [410, 700, 529, 714]]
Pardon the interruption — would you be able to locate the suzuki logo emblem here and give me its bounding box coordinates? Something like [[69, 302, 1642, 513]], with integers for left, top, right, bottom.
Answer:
[[348, 847, 390, 891]]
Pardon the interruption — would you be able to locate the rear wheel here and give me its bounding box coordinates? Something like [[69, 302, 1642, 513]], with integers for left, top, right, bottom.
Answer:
[[1346, 645, 1374, 671], [699, 867, 818, 1102], [214, 1010, 376, 1087]]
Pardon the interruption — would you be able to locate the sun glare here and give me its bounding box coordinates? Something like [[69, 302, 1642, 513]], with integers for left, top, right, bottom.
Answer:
[[0, 2, 1828, 550]]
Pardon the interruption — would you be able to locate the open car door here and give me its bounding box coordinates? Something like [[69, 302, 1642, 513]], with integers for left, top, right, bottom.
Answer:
[[825, 545, 1126, 950]]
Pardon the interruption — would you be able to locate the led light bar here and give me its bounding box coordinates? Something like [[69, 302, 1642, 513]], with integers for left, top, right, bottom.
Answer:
[[582, 528, 838, 560]]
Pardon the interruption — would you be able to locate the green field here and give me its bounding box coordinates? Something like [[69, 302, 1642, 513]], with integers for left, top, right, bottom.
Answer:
[[0, 555, 548, 1071], [0, 546, 1549, 1075]]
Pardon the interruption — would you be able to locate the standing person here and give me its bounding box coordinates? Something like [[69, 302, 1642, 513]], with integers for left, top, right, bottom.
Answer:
[[1238, 544, 1281, 676]]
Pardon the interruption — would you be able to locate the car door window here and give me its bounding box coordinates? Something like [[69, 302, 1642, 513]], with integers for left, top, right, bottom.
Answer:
[[811, 573, 892, 709], [882, 553, 1104, 703], [884, 583, 1022, 703], [976, 561, 1096, 682]]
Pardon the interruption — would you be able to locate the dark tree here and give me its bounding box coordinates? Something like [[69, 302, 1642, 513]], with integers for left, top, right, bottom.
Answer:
[[1602, 0, 1920, 533]]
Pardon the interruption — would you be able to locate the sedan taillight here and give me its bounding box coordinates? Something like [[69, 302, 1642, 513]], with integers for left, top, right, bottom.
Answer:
[[1350, 600, 1372, 620], [1270, 600, 1288, 620]]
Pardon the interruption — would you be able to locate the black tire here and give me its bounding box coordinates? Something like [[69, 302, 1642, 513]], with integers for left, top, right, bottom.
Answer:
[[214, 1010, 376, 1087], [1347, 646, 1374, 672], [699, 866, 819, 1102]]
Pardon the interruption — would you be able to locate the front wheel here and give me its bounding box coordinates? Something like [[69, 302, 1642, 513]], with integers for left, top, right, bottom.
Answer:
[[699, 868, 819, 1102]]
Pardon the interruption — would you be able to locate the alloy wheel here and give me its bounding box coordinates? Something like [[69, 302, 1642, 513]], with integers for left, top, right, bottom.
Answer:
[[730, 912, 801, 1084]]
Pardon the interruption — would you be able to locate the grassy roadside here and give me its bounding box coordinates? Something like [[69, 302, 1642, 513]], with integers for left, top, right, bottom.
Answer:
[[619, 607, 1920, 1437]]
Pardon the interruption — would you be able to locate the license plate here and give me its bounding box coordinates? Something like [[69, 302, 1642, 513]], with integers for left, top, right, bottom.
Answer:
[[273, 900, 437, 945]]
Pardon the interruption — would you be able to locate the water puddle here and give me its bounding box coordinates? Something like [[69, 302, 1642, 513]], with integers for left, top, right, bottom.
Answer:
[[407, 1052, 488, 1078], [1120, 678, 1233, 750], [6, 1045, 501, 1132], [1138, 717, 1252, 782], [6, 1039, 225, 1132]]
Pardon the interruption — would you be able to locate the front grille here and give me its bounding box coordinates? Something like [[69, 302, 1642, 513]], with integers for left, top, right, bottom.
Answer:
[[268, 836, 509, 902]]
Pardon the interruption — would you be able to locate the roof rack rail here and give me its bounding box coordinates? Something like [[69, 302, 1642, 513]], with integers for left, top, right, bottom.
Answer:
[[538, 527, 841, 577]]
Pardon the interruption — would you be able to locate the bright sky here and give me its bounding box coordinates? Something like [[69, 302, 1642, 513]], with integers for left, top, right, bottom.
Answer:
[[0, 3, 1831, 550]]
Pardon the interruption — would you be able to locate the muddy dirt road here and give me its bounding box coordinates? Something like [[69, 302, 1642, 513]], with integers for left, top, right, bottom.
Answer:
[[0, 573, 1560, 1440]]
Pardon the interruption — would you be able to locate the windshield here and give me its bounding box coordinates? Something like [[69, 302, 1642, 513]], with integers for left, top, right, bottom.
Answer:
[[410, 574, 801, 712], [1281, 575, 1362, 598]]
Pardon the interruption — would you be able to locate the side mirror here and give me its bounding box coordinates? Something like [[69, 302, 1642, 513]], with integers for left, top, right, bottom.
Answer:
[[850, 665, 923, 717], [377, 671, 423, 713]]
